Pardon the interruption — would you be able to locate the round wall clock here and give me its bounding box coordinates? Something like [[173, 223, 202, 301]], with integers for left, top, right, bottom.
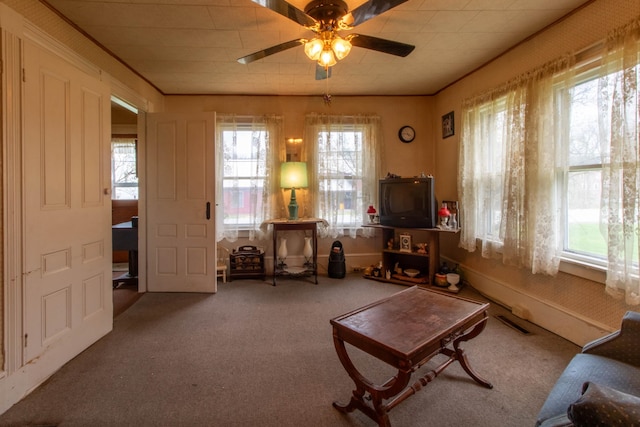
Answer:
[[398, 125, 415, 143]]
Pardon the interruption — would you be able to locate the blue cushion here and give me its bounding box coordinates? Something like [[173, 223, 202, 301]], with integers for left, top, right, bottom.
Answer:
[[568, 382, 640, 426]]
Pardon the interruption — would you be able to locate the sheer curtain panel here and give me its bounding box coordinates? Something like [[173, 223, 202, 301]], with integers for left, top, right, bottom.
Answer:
[[459, 56, 576, 276], [598, 19, 640, 304]]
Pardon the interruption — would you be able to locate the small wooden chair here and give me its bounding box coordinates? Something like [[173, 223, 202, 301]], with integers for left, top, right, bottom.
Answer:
[[216, 245, 229, 283]]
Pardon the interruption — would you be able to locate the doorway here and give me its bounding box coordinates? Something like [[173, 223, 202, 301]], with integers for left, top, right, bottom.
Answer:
[[111, 98, 140, 316]]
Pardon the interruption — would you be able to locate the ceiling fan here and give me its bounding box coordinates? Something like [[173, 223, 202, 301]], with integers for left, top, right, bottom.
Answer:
[[237, 0, 415, 76]]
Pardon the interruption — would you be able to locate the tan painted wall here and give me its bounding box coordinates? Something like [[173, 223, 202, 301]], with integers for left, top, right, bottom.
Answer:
[[432, 0, 640, 331], [164, 95, 435, 270], [165, 95, 435, 178]]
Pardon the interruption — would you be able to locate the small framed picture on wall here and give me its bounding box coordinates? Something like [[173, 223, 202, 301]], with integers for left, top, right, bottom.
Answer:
[[442, 111, 455, 139]]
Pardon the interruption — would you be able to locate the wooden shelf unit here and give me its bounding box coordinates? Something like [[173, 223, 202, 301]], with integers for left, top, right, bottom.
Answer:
[[363, 224, 447, 287]]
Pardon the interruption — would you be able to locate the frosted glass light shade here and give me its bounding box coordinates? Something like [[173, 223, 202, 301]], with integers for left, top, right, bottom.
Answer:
[[319, 49, 337, 67], [332, 37, 352, 60], [304, 39, 324, 61]]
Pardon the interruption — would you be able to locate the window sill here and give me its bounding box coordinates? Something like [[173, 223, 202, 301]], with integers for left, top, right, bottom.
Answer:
[[559, 256, 606, 284]]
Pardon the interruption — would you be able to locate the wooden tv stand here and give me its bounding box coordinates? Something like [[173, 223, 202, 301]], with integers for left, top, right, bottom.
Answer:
[[363, 224, 458, 289]]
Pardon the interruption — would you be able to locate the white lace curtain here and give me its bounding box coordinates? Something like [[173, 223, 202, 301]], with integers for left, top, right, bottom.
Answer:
[[302, 113, 381, 239], [215, 114, 284, 242], [459, 56, 576, 275], [598, 19, 640, 304], [460, 17, 640, 304]]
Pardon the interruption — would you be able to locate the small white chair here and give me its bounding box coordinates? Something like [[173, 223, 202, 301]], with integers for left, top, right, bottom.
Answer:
[[216, 245, 229, 283]]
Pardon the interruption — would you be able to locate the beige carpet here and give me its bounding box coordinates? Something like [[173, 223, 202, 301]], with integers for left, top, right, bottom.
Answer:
[[0, 275, 580, 427]]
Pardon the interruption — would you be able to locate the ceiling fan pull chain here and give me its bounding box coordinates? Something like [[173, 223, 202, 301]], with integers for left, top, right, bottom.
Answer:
[[324, 67, 332, 106]]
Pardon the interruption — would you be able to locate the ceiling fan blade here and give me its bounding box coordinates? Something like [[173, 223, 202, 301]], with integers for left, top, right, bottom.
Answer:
[[252, 0, 317, 28], [343, 0, 409, 27], [349, 34, 415, 57], [237, 39, 305, 64], [315, 64, 332, 80]]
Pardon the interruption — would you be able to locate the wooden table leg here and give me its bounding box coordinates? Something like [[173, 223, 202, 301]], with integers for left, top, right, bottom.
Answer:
[[332, 331, 411, 427], [442, 314, 493, 389]]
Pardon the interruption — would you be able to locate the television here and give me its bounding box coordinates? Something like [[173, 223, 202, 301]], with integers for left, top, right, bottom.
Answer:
[[379, 177, 437, 228]]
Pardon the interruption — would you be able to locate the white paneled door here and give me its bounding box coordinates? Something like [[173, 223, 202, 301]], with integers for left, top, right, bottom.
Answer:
[[23, 41, 113, 363], [146, 113, 216, 293]]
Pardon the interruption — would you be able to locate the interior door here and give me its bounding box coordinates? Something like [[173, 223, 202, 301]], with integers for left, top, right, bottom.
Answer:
[[23, 40, 113, 363], [146, 113, 216, 292]]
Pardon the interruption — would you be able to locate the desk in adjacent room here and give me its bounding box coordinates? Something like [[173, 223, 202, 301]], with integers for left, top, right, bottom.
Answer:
[[112, 220, 138, 287]]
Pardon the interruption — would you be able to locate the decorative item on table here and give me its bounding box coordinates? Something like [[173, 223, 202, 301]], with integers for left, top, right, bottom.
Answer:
[[367, 205, 377, 223], [404, 268, 420, 278], [416, 243, 428, 254], [387, 238, 394, 250], [442, 200, 459, 230], [394, 262, 402, 275], [303, 236, 313, 267], [434, 273, 448, 287], [399, 233, 412, 253], [439, 262, 450, 274], [277, 237, 288, 269], [446, 273, 461, 292], [438, 202, 451, 229], [280, 162, 308, 221]]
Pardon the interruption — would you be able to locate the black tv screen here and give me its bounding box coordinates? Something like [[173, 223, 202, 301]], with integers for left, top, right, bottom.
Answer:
[[379, 177, 436, 228]]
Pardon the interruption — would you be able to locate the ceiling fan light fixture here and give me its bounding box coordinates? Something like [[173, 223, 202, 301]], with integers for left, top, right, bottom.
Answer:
[[319, 48, 337, 67], [304, 38, 325, 61], [331, 36, 352, 60]]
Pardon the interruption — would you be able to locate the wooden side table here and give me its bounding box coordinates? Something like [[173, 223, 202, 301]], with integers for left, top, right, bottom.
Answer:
[[267, 219, 323, 286]]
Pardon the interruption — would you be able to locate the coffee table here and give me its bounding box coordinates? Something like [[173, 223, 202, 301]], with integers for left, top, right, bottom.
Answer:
[[330, 286, 492, 426]]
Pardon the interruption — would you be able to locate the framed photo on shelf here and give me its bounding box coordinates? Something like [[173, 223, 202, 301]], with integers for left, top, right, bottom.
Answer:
[[442, 111, 455, 139], [399, 233, 412, 252]]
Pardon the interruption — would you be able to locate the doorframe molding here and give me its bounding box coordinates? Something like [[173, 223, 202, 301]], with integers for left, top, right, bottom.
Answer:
[[2, 27, 24, 377]]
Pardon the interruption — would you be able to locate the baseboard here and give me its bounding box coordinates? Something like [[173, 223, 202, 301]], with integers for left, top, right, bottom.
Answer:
[[447, 259, 614, 346]]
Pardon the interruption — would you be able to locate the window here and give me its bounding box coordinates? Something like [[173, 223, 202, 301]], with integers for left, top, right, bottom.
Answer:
[[215, 115, 282, 242], [564, 74, 608, 263], [305, 114, 380, 238], [317, 127, 363, 225], [111, 137, 138, 200], [219, 126, 268, 227]]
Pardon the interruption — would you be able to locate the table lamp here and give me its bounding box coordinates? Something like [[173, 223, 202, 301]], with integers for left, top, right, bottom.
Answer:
[[280, 162, 308, 220]]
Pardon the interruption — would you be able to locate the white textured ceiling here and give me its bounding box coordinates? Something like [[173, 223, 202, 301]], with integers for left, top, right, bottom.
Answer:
[[43, 0, 591, 96]]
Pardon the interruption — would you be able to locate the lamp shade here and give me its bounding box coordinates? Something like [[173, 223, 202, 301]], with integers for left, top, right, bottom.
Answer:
[[331, 36, 352, 60], [280, 162, 308, 189], [304, 39, 324, 61]]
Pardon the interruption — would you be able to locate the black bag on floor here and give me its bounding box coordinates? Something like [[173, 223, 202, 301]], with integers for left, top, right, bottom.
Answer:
[[328, 240, 346, 279]]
